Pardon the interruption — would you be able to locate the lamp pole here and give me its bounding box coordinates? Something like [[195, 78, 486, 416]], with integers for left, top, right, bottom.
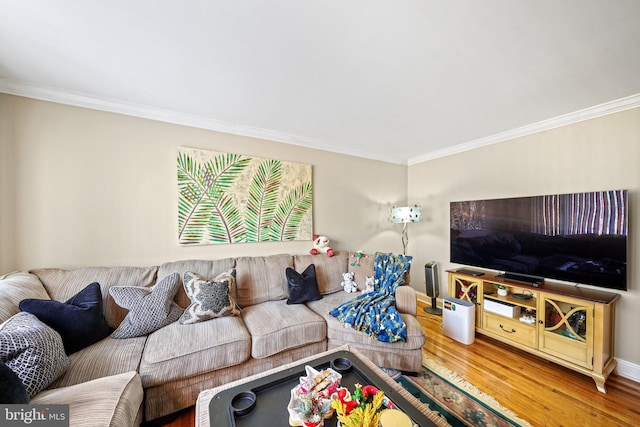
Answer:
[[402, 222, 408, 255]]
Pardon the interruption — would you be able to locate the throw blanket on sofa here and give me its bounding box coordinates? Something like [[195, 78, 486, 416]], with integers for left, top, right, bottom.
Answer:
[[329, 252, 412, 343]]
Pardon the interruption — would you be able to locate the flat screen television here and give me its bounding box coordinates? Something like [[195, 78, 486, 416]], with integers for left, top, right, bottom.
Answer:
[[450, 190, 628, 291]]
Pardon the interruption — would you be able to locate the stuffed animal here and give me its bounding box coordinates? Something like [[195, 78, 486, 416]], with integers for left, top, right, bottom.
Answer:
[[309, 234, 334, 257], [362, 276, 375, 294], [350, 250, 368, 267], [341, 272, 358, 293]]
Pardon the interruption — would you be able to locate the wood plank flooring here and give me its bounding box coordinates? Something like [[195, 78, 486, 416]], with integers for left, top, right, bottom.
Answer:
[[416, 300, 640, 426], [158, 300, 640, 427]]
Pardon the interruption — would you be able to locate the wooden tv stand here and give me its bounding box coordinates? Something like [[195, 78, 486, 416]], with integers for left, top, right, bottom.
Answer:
[[447, 270, 620, 392]]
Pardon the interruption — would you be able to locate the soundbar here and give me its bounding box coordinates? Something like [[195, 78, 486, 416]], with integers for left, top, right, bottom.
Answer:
[[496, 272, 544, 286]]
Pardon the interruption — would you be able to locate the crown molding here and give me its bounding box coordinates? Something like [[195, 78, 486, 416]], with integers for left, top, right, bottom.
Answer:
[[2, 77, 637, 167], [0, 78, 406, 165], [408, 93, 640, 165]]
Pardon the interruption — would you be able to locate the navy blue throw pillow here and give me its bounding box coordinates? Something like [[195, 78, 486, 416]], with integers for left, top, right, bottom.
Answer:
[[0, 361, 29, 403], [19, 282, 112, 354], [286, 264, 322, 304]]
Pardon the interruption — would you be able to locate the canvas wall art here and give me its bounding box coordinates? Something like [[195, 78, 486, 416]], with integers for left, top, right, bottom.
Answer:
[[177, 147, 313, 245]]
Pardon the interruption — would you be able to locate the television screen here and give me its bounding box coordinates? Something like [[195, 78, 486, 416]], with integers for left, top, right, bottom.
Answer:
[[450, 190, 628, 291]]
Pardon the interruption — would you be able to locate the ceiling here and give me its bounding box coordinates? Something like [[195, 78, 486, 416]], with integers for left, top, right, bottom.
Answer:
[[1, 1, 640, 165]]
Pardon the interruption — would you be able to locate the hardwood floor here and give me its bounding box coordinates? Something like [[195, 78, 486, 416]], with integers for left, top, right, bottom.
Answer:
[[160, 300, 640, 427], [416, 300, 640, 427]]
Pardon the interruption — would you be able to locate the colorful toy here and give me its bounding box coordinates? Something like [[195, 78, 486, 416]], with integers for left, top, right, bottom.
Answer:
[[350, 250, 368, 267], [310, 235, 334, 257], [335, 388, 359, 414], [341, 272, 358, 293]]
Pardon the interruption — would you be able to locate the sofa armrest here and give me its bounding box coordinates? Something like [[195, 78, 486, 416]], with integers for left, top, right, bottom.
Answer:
[[31, 371, 143, 427], [0, 272, 51, 324], [395, 285, 417, 316]]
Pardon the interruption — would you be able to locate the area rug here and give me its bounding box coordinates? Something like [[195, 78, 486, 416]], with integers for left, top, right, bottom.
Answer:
[[395, 356, 532, 427]]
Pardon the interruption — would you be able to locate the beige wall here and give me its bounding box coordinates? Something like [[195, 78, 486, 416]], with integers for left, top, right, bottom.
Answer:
[[2, 93, 637, 370], [408, 107, 640, 366], [0, 94, 407, 272], [0, 96, 16, 270]]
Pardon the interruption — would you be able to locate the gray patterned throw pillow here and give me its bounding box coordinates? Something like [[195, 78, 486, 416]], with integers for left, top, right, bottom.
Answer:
[[179, 269, 240, 325], [109, 272, 183, 338], [0, 312, 70, 397]]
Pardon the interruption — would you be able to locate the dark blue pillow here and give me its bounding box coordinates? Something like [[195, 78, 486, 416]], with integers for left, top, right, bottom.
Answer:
[[286, 264, 322, 304], [19, 282, 112, 354], [0, 361, 29, 403]]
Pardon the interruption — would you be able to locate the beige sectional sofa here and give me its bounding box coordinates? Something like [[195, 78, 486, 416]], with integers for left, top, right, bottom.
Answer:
[[0, 251, 425, 425]]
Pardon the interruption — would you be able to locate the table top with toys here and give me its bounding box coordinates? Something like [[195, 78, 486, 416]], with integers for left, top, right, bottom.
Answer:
[[201, 346, 443, 427]]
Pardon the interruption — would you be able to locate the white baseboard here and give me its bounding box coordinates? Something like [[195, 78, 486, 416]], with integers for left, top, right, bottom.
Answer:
[[415, 291, 429, 301], [615, 358, 640, 383]]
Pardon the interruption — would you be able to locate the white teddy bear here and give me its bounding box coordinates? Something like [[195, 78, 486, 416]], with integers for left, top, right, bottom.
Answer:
[[362, 276, 375, 294], [309, 234, 334, 257], [340, 272, 358, 293]]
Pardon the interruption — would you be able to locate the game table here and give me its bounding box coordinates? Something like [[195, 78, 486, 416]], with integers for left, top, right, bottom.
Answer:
[[196, 345, 449, 427]]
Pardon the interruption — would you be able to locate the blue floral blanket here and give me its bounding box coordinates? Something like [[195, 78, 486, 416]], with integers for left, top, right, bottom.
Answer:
[[329, 252, 412, 342]]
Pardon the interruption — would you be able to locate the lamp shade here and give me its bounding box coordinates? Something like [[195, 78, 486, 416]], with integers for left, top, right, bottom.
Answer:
[[391, 205, 421, 223]]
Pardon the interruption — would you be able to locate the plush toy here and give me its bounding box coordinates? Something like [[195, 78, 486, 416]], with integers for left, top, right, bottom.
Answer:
[[350, 250, 368, 267], [341, 272, 358, 293], [362, 276, 375, 294], [310, 234, 334, 257]]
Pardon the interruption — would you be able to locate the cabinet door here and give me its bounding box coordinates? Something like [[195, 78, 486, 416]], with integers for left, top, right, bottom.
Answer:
[[448, 274, 482, 327], [538, 294, 594, 369]]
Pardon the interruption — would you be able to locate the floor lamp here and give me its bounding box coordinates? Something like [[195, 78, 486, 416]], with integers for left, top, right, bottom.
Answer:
[[390, 205, 421, 255]]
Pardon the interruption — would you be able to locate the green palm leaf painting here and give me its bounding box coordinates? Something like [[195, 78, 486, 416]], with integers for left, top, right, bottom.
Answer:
[[270, 182, 313, 241], [245, 159, 282, 242], [177, 147, 312, 245]]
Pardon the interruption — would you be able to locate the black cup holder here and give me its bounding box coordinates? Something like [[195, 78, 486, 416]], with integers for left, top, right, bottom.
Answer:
[[230, 391, 257, 416], [331, 357, 353, 373]]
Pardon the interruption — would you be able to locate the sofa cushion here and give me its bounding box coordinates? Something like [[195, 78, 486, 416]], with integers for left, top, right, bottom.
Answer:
[[305, 290, 355, 318], [0, 272, 50, 324], [145, 342, 327, 421], [110, 272, 183, 338], [179, 269, 240, 324], [347, 251, 411, 287], [328, 312, 425, 350], [0, 312, 70, 397], [0, 360, 29, 403], [235, 254, 293, 307], [157, 258, 236, 308], [293, 251, 348, 295], [48, 335, 146, 389], [327, 339, 422, 373], [31, 371, 143, 427], [19, 282, 112, 354], [286, 264, 322, 304], [348, 251, 376, 289], [242, 300, 326, 359], [307, 292, 425, 351], [140, 316, 251, 387], [30, 266, 158, 328]]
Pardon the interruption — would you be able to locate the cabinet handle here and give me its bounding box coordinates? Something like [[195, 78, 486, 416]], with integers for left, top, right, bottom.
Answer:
[[499, 324, 516, 333]]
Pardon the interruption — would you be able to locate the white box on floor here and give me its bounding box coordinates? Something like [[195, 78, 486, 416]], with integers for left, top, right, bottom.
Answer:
[[442, 297, 475, 345], [483, 299, 521, 318]]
